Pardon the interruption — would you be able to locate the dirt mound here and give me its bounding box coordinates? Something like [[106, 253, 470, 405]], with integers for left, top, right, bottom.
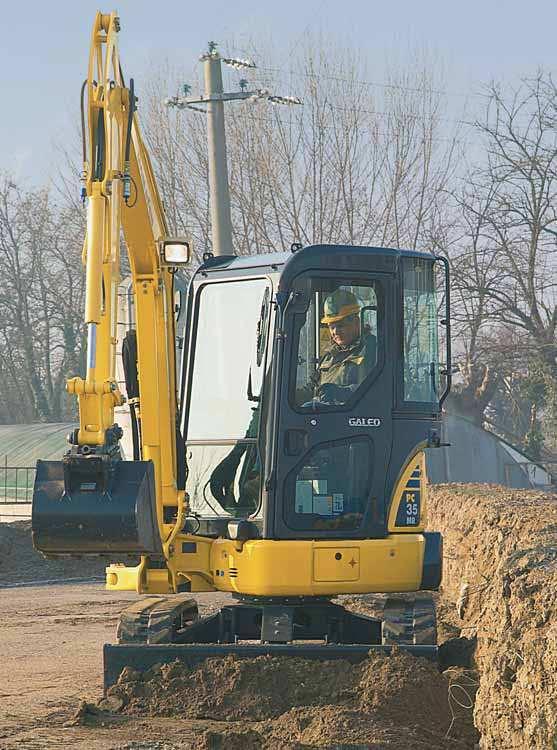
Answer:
[[262, 705, 464, 749], [117, 654, 357, 720], [0, 519, 107, 584], [430, 484, 557, 750], [107, 651, 474, 748]]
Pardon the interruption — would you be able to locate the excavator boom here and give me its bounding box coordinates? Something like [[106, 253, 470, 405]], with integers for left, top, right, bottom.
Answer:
[[33, 11, 190, 569]]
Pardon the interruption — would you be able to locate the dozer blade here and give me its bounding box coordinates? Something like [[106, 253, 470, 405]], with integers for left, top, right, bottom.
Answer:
[[104, 642, 437, 690], [32, 458, 161, 555], [103, 595, 438, 690]]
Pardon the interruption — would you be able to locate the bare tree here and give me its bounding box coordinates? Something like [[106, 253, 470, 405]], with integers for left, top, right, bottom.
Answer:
[[464, 73, 557, 369], [450, 72, 557, 450], [448, 182, 504, 425], [141, 42, 460, 260], [0, 176, 86, 423]]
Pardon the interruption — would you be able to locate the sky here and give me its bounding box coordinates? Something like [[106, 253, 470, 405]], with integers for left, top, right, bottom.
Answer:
[[2, 0, 557, 186]]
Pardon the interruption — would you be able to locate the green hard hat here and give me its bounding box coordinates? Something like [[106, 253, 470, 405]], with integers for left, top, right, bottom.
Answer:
[[321, 289, 362, 325]]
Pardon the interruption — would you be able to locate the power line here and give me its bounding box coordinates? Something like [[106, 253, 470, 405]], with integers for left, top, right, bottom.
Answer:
[[167, 104, 482, 149], [221, 61, 479, 128], [223, 67, 552, 140], [256, 64, 482, 100], [316, 100, 474, 128], [231, 64, 553, 130]]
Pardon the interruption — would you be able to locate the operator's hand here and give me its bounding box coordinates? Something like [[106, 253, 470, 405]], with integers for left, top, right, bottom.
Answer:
[[316, 382, 355, 404]]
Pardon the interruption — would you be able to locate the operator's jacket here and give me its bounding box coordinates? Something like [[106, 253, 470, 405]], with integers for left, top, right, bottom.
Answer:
[[297, 331, 377, 405]]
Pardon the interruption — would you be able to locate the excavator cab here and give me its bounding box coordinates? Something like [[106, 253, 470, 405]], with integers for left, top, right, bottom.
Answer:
[[181, 244, 450, 547]]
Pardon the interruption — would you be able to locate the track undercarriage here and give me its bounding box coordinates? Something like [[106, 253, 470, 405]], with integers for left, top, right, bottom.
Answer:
[[104, 593, 437, 690]]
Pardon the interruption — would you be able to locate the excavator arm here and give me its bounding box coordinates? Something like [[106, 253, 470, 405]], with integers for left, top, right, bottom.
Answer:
[[32, 12, 192, 581]]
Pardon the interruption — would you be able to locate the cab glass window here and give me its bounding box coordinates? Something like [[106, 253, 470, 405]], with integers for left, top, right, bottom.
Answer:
[[284, 438, 372, 532], [188, 278, 270, 439], [292, 278, 381, 410], [402, 258, 439, 403], [185, 278, 271, 518], [186, 438, 261, 518]]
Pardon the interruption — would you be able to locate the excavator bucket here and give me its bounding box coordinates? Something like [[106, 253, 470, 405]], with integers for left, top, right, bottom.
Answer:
[[32, 457, 162, 555]]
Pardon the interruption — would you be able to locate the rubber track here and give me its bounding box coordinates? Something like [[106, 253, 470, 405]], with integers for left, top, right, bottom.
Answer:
[[117, 595, 198, 644], [115, 594, 436, 647], [381, 596, 437, 646]]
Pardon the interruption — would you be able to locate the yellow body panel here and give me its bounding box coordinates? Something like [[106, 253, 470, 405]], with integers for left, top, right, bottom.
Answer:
[[106, 561, 171, 594], [106, 534, 216, 594], [210, 535, 424, 596], [313, 547, 360, 582], [105, 534, 425, 596]]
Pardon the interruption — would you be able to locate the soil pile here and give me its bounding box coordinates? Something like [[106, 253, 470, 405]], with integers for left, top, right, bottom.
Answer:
[[429, 484, 557, 750], [0, 519, 107, 584], [106, 651, 475, 748]]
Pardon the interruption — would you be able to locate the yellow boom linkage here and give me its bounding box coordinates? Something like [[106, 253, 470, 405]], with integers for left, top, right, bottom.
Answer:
[[61, 12, 210, 594]]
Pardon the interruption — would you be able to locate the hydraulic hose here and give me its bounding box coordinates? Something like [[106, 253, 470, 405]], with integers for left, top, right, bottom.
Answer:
[[94, 108, 105, 181], [124, 77, 135, 164], [122, 330, 141, 460], [80, 80, 87, 163], [79, 80, 87, 201], [129, 404, 141, 461], [123, 78, 135, 205]]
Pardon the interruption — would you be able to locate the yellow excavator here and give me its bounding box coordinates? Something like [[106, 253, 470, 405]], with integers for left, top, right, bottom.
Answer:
[[32, 12, 451, 689]]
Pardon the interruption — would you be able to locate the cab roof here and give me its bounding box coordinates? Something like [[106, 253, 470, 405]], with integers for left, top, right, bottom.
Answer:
[[196, 244, 437, 280]]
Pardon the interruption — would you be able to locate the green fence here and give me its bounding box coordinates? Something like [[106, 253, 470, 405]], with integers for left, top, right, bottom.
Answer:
[[0, 456, 35, 504]]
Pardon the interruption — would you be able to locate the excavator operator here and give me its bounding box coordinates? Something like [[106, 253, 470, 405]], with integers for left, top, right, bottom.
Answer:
[[297, 288, 377, 406]]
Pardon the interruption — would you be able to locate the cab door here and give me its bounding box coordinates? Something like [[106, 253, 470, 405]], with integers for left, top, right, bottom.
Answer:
[[269, 267, 396, 540]]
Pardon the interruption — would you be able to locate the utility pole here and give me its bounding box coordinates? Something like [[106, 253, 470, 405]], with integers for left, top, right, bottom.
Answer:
[[203, 45, 233, 256], [165, 44, 302, 257]]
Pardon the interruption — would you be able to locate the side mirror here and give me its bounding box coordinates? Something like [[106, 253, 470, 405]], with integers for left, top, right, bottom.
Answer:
[[159, 237, 192, 267]]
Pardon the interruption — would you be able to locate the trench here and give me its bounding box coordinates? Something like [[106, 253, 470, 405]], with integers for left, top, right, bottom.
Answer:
[[429, 484, 557, 750]]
